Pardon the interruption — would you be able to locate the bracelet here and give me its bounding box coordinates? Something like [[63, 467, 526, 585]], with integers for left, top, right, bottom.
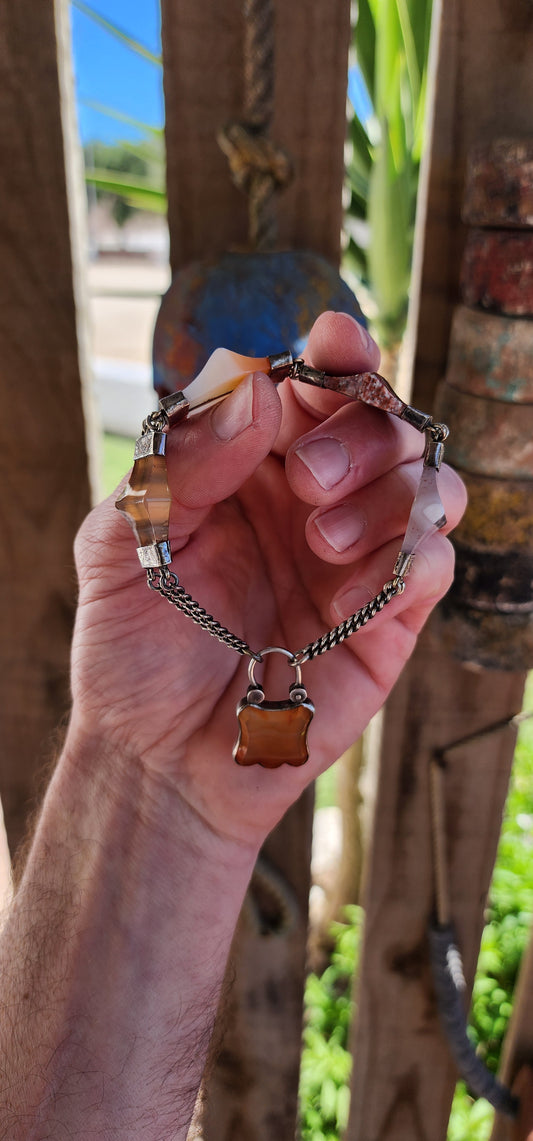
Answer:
[[116, 348, 448, 769]]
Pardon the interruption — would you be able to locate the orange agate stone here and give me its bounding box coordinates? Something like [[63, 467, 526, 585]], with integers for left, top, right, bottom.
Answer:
[[234, 699, 314, 768], [115, 454, 171, 548]]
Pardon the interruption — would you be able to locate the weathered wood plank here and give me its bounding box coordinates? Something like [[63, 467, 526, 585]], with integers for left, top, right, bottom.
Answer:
[[405, 0, 533, 412], [491, 935, 533, 1141], [347, 0, 532, 1135], [161, 0, 350, 270], [200, 790, 314, 1141], [347, 622, 525, 1140], [0, 0, 93, 855], [161, 3, 351, 1138]]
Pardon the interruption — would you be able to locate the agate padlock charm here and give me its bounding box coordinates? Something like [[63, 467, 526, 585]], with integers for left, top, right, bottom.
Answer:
[[234, 649, 314, 769]]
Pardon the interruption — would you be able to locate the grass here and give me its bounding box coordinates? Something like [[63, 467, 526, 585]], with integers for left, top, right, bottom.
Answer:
[[101, 432, 135, 497]]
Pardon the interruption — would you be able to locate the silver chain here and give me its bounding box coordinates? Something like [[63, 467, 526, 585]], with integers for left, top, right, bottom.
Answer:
[[292, 577, 405, 664], [147, 568, 260, 659], [147, 567, 405, 666]]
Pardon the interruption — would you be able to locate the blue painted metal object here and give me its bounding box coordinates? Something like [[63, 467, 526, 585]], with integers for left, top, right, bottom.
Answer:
[[153, 249, 366, 396]]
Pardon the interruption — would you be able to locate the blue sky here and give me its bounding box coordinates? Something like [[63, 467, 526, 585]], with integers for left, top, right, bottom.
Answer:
[[71, 0, 164, 144], [71, 1, 370, 146]]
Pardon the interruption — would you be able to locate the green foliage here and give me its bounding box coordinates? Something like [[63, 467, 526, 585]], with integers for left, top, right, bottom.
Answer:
[[84, 139, 166, 225], [101, 433, 134, 497], [346, 0, 433, 346], [447, 1084, 495, 1141], [448, 688, 533, 1140], [299, 907, 361, 1139], [73, 1, 166, 222], [300, 685, 533, 1141]]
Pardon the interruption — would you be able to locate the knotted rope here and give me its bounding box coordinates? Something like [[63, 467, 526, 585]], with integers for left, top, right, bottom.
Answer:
[[217, 0, 292, 250], [427, 714, 533, 1119]]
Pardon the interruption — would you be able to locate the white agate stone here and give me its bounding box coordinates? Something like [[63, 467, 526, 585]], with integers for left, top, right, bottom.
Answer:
[[402, 466, 447, 556], [183, 348, 270, 411]]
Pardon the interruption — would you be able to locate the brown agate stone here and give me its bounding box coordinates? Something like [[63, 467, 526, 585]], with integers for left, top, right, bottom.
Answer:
[[234, 699, 314, 768], [115, 455, 171, 548], [323, 371, 406, 415]]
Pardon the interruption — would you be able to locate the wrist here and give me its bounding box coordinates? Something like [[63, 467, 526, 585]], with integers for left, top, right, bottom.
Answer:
[[4, 719, 259, 1139], [57, 715, 261, 883]]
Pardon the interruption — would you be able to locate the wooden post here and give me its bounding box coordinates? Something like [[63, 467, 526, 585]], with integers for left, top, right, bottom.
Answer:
[[160, 2, 351, 1137], [161, 0, 349, 270], [491, 935, 533, 1140], [347, 0, 533, 1136], [0, 0, 94, 857]]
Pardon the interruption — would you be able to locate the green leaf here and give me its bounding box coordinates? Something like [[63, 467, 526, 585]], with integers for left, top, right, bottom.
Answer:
[[80, 99, 163, 139], [349, 114, 373, 175], [367, 125, 411, 341], [84, 169, 167, 214], [353, 0, 376, 98], [374, 0, 402, 121], [344, 240, 369, 280], [72, 0, 162, 67], [395, 0, 421, 111]]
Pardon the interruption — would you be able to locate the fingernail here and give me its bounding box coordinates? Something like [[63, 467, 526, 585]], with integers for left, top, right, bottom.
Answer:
[[332, 584, 374, 621], [296, 437, 350, 490], [315, 503, 366, 552], [360, 324, 375, 353], [212, 374, 254, 440], [338, 312, 376, 353]]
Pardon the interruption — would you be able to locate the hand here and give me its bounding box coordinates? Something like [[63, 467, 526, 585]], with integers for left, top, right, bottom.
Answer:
[[71, 311, 466, 849]]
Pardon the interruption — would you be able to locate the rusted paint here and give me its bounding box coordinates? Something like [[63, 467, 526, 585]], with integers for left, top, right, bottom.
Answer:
[[462, 139, 533, 228], [446, 306, 533, 403], [152, 250, 365, 396], [451, 541, 533, 611], [438, 603, 533, 672], [435, 384, 533, 478], [452, 474, 533, 551], [436, 338, 533, 666], [461, 229, 533, 315]]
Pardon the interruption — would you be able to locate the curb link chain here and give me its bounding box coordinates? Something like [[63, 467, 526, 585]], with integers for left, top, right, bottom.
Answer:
[[147, 567, 406, 666], [147, 568, 259, 658]]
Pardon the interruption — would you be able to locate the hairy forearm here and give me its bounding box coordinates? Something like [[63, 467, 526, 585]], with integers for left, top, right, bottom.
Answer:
[[0, 724, 258, 1139]]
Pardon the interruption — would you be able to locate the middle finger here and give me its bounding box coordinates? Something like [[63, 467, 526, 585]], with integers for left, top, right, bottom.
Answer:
[[285, 399, 426, 507]]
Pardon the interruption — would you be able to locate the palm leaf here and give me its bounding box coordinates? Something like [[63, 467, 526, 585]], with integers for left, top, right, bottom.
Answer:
[[72, 0, 162, 67], [353, 0, 376, 99], [85, 168, 167, 213], [80, 99, 163, 138], [395, 0, 421, 111]]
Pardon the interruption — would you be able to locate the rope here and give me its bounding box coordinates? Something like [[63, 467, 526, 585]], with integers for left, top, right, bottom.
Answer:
[[427, 724, 531, 1118], [217, 0, 292, 250], [243, 0, 274, 129], [429, 923, 519, 1118]]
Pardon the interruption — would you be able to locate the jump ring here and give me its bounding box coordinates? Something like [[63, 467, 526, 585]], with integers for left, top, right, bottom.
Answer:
[[248, 646, 303, 688]]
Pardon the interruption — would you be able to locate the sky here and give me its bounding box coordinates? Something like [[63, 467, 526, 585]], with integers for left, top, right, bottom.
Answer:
[[71, 0, 164, 144], [71, 0, 369, 147]]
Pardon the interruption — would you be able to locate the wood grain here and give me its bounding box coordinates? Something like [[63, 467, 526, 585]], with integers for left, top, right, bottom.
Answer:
[[0, 0, 92, 855], [161, 0, 351, 270], [491, 938, 533, 1140], [347, 0, 532, 1134], [161, 3, 351, 1138], [347, 621, 526, 1141], [405, 0, 533, 412]]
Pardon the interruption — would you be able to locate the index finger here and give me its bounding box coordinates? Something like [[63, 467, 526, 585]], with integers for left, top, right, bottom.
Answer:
[[273, 310, 381, 454]]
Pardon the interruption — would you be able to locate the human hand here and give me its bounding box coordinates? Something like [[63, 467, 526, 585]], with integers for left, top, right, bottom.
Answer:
[[71, 311, 466, 850]]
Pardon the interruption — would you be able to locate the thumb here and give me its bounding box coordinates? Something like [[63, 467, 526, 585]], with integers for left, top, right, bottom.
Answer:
[[77, 372, 282, 572], [167, 370, 281, 513]]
